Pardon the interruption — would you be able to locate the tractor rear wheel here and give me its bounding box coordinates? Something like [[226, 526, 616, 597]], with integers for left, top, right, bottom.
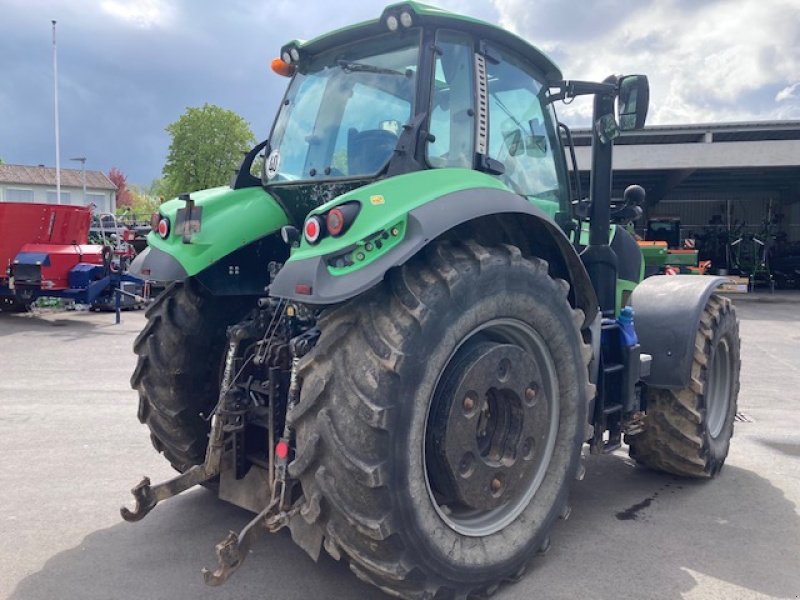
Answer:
[[629, 294, 740, 477], [288, 242, 591, 599], [130, 279, 250, 471]]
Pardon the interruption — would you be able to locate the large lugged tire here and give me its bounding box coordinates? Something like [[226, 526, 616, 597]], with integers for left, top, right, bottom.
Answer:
[[288, 241, 591, 599], [629, 294, 740, 477], [130, 279, 250, 471]]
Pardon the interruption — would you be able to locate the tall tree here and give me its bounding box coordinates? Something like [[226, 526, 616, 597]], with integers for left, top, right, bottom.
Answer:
[[109, 167, 133, 207], [162, 104, 255, 198]]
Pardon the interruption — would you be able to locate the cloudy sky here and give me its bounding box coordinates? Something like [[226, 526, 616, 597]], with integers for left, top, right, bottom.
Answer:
[[1, 0, 798, 186]]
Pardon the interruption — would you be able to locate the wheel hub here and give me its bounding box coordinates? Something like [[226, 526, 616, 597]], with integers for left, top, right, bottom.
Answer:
[[428, 341, 552, 512]]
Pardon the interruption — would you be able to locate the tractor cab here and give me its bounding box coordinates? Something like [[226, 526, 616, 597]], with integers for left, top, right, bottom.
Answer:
[[246, 2, 574, 225]]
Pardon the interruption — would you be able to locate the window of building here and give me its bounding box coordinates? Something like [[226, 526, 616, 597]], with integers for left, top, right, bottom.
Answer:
[[5, 188, 35, 202], [46, 191, 71, 204], [86, 193, 108, 213]]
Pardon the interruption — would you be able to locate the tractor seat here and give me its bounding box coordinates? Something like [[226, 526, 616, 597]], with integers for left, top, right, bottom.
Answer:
[[347, 128, 398, 175]]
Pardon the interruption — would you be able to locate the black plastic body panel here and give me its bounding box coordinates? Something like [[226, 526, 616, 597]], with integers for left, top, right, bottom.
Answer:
[[611, 225, 642, 283], [630, 275, 726, 389], [128, 246, 188, 283], [130, 236, 289, 296], [269, 188, 598, 326]]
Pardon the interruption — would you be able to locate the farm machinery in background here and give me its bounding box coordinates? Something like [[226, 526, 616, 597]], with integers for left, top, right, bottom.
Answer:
[[0, 202, 147, 314], [644, 202, 800, 291], [637, 216, 706, 277]]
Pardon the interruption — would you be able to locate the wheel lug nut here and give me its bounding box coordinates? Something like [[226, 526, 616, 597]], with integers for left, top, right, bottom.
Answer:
[[525, 387, 536, 401], [463, 395, 475, 412], [491, 477, 503, 493]]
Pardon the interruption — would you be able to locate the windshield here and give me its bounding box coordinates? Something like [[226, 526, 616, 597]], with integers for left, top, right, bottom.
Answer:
[[266, 32, 420, 184]]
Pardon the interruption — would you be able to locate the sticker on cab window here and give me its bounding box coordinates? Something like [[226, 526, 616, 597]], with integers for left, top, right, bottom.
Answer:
[[266, 149, 281, 180]]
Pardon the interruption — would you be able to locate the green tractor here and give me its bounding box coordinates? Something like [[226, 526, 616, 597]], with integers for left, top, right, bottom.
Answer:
[[122, 3, 741, 597]]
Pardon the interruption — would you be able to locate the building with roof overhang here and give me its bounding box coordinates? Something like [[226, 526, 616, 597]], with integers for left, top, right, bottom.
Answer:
[[569, 120, 800, 243], [0, 164, 117, 214]]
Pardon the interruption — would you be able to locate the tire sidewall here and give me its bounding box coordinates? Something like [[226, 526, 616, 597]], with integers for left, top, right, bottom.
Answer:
[[388, 254, 587, 581], [703, 304, 740, 467]]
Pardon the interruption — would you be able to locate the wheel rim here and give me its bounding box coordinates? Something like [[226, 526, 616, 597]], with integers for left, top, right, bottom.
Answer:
[[424, 318, 560, 537], [706, 337, 732, 439]]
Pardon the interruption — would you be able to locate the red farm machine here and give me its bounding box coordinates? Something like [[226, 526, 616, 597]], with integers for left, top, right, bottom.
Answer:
[[0, 202, 145, 312]]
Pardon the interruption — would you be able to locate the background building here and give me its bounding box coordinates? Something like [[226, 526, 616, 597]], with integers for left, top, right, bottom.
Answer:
[[569, 120, 800, 243], [0, 164, 117, 214]]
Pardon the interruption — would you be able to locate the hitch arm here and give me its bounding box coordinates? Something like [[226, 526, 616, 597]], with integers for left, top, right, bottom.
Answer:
[[121, 340, 242, 522], [120, 415, 226, 521], [201, 495, 300, 586], [201, 498, 277, 586]]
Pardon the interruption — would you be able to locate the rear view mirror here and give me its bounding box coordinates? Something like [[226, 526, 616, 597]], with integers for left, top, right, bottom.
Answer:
[[617, 75, 649, 130], [501, 119, 548, 158], [502, 128, 524, 156]]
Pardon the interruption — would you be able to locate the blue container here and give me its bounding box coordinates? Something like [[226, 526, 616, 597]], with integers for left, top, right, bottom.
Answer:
[[617, 305, 638, 347], [68, 263, 104, 289]]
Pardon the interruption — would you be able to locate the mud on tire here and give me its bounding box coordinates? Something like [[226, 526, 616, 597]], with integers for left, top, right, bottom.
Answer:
[[130, 279, 251, 471], [629, 294, 740, 477], [288, 241, 592, 599]]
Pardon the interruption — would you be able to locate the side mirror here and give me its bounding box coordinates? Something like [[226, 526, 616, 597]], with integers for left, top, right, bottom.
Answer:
[[617, 75, 649, 130]]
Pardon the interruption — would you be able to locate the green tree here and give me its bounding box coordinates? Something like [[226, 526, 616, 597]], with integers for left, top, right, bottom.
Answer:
[[115, 185, 162, 221], [162, 103, 255, 198]]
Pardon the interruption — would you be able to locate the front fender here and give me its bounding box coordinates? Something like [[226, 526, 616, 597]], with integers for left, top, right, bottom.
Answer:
[[130, 185, 289, 282], [631, 275, 727, 389], [269, 170, 597, 325]]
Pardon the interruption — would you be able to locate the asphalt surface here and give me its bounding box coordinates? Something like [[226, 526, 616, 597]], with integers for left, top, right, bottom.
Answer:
[[1, 294, 799, 600]]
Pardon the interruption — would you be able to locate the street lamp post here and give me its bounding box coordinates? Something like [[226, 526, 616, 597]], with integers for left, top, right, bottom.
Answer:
[[70, 157, 87, 205]]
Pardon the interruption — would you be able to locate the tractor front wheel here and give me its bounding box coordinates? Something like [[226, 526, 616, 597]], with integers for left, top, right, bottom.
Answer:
[[629, 294, 740, 477], [288, 242, 591, 599]]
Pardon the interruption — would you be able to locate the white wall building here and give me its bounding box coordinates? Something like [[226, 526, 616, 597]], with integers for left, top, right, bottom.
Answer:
[[0, 164, 117, 214]]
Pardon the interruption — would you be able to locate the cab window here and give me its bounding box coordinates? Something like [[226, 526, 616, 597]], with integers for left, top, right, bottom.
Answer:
[[426, 30, 475, 169], [485, 49, 560, 199]]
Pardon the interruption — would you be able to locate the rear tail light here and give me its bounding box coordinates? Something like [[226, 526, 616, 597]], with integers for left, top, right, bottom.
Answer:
[[157, 217, 170, 239], [302, 202, 361, 245], [304, 215, 324, 244], [325, 202, 360, 237]]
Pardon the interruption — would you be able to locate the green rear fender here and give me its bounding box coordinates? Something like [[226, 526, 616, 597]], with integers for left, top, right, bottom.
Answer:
[[131, 186, 290, 281], [269, 169, 598, 325]]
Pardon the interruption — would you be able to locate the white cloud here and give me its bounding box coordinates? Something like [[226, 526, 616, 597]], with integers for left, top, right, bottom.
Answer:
[[100, 0, 174, 29], [776, 82, 800, 102], [491, 0, 800, 124]]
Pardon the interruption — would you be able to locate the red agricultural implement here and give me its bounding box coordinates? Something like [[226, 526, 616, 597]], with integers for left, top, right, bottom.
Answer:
[[0, 202, 145, 313]]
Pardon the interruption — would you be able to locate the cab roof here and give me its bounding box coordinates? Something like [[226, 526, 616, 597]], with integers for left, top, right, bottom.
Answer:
[[281, 2, 563, 83]]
